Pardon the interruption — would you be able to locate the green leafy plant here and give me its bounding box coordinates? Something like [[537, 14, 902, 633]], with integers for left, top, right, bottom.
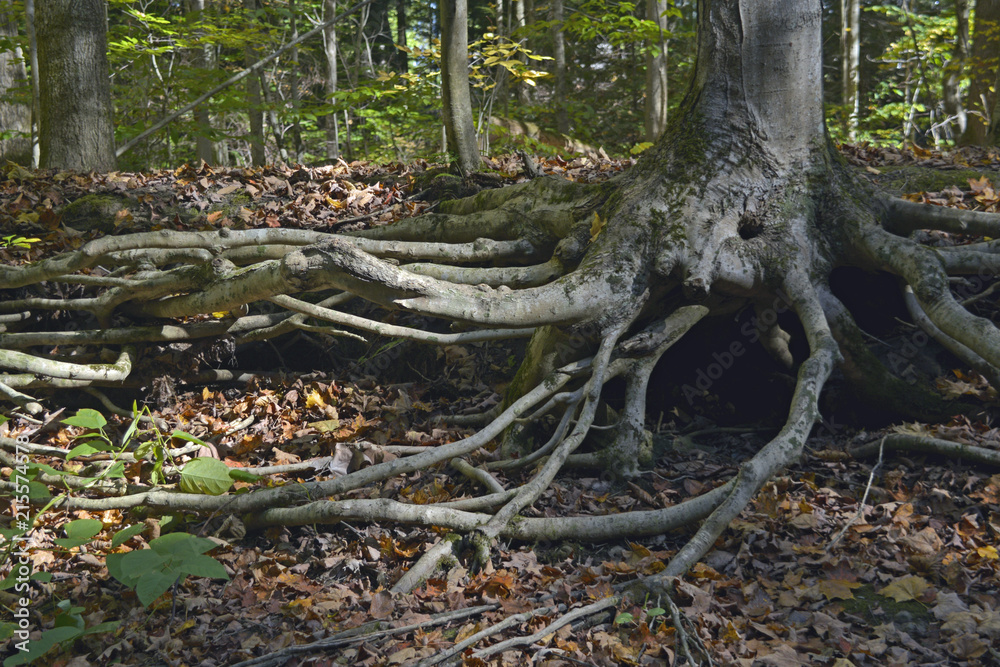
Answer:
[[0, 235, 40, 250], [614, 601, 667, 629], [0, 407, 238, 663], [2, 599, 120, 667], [106, 532, 229, 607]]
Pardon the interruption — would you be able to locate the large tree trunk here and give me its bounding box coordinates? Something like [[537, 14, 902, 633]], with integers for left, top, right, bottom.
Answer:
[[0, 0, 30, 165], [8, 0, 1000, 601], [440, 0, 481, 174], [35, 0, 115, 170], [960, 0, 1000, 145]]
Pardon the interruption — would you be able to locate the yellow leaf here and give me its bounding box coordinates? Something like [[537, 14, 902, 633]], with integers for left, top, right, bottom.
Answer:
[[305, 390, 327, 409], [818, 579, 862, 601], [880, 575, 930, 602], [590, 212, 606, 242], [976, 545, 998, 560]]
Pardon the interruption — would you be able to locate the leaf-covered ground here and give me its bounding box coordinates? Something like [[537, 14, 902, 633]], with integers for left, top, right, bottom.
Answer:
[[2, 147, 1000, 666]]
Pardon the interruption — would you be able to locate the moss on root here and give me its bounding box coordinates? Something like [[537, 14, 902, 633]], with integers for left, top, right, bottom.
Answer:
[[862, 165, 1000, 197]]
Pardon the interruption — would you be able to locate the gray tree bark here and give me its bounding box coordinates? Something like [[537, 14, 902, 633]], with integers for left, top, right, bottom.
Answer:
[[0, 0, 30, 165], [440, 0, 481, 174], [323, 0, 340, 160], [189, 0, 222, 165], [840, 0, 861, 140], [960, 0, 1000, 145], [36, 0, 115, 170], [244, 0, 266, 166], [644, 0, 670, 141], [943, 0, 970, 137], [550, 0, 568, 135]]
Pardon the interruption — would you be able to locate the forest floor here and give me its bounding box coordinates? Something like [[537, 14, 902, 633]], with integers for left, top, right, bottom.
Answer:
[[2, 145, 1000, 666]]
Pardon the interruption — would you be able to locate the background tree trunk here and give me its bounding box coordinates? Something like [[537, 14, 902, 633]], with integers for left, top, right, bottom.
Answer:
[[551, 0, 569, 135], [35, 0, 115, 170], [514, 0, 531, 105], [323, 0, 340, 161], [841, 0, 861, 140], [190, 0, 221, 165], [440, 0, 481, 173], [943, 0, 970, 137], [644, 0, 669, 141], [244, 0, 265, 166], [395, 0, 408, 72], [0, 0, 30, 165], [289, 0, 302, 162], [960, 0, 1000, 145]]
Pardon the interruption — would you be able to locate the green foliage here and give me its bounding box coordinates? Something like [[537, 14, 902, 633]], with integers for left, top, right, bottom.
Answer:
[[106, 532, 229, 607], [2, 600, 120, 667], [0, 406, 231, 663], [179, 457, 237, 495], [0, 235, 40, 250], [836, 3, 965, 146]]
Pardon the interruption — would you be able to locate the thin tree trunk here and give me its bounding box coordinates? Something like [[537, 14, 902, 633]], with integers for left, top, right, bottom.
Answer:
[[943, 0, 970, 137], [323, 0, 340, 160], [244, 0, 266, 165], [514, 0, 530, 106], [290, 0, 301, 162], [440, 0, 481, 173], [36, 0, 115, 170], [23, 0, 39, 166], [551, 0, 569, 135], [841, 0, 861, 140], [395, 0, 408, 72], [190, 0, 219, 165], [0, 0, 31, 165], [644, 0, 669, 141], [960, 0, 1000, 145]]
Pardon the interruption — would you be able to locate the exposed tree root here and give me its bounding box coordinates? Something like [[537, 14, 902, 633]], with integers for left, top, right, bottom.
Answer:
[[9, 52, 1000, 665], [850, 432, 1000, 467]]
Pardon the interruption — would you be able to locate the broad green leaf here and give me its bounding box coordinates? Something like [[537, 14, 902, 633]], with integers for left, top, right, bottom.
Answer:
[[170, 430, 208, 446], [111, 523, 146, 548], [3, 626, 80, 666], [135, 568, 180, 607], [150, 532, 217, 558], [107, 550, 167, 588], [103, 462, 126, 479], [177, 553, 229, 580], [27, 480, 51, 501], [228, 469, 263, 483], [62, 409, 106, 431], [53, 518, 103, 548], [179, 457, 234, 496], [80, 620, 121, 636], [65, 440, 112, 461]]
